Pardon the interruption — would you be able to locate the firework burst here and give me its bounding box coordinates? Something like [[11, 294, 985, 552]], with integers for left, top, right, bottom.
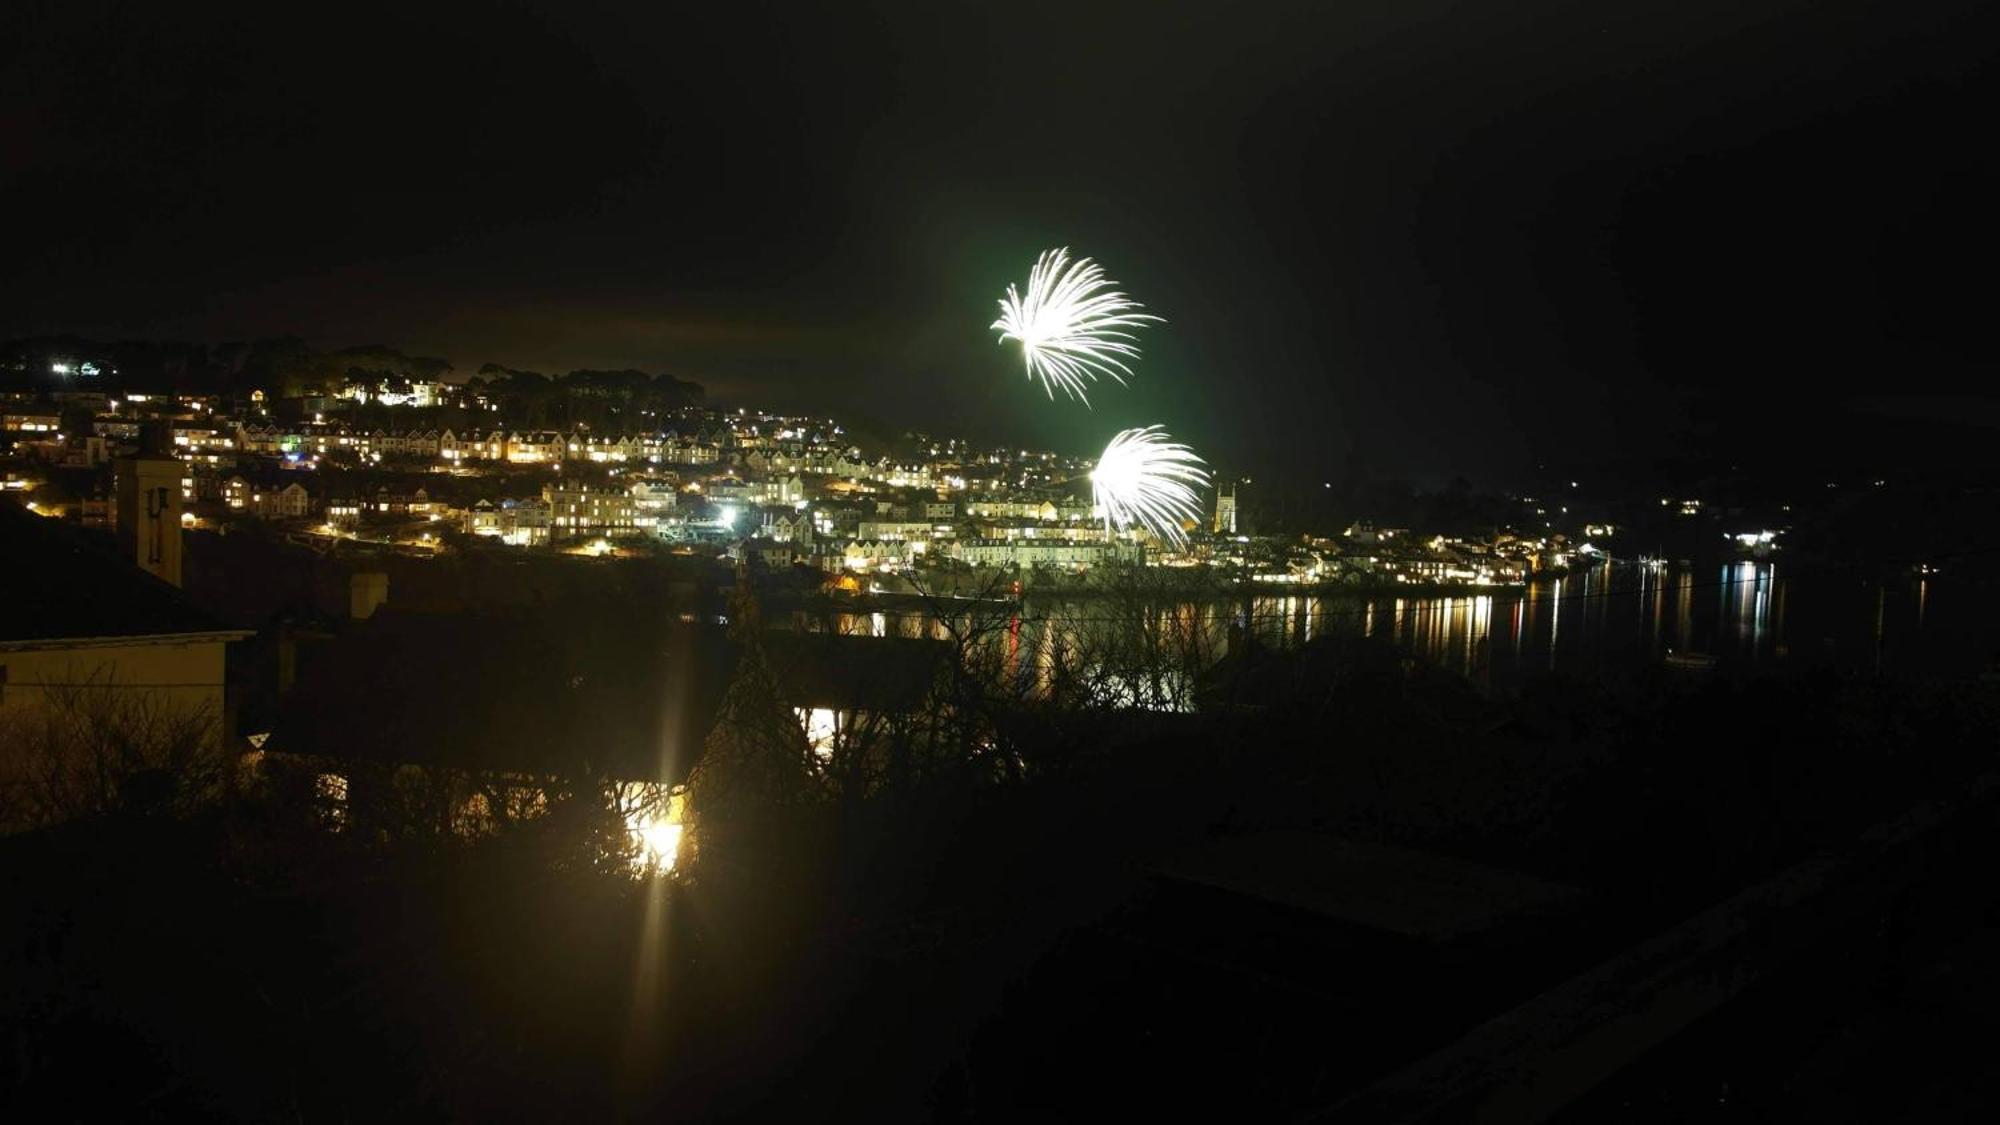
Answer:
[[992, 247, 1161, 405], [1091, 426, 1209, 549]]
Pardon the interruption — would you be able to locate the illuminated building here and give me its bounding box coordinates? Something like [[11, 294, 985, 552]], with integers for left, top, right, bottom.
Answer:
[[223, 478, 312, 519], [543, 481, 639, 540], [2, 411, 61, 433], [463, 498, 550, 546], [759, 510, 814, 543], [963, 497, 1059, 521], [840, 539, 913, 572], [506, 431, 565, 464], [856, 519, 938, 542], [950, 538, 1140, 568]]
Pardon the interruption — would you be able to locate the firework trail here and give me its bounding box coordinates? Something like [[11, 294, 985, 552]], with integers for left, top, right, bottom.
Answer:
[[993, 248, 1160, 405], [1091, 425, 1209, 549]]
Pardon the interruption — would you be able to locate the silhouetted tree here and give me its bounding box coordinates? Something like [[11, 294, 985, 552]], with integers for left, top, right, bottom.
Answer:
[[0, 672, 225, 831]]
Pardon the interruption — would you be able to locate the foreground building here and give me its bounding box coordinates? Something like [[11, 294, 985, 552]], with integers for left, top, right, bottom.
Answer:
[[0, 501, 253, 831], [261, 606, 952, 861]]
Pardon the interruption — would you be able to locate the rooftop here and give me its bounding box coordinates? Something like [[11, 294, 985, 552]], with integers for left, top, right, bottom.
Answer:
[[267, 611, 951, 781], [0, 500, 242, 645]]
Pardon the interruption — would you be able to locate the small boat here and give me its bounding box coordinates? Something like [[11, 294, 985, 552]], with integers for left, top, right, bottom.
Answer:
[[1664, 650, 1717, 671]]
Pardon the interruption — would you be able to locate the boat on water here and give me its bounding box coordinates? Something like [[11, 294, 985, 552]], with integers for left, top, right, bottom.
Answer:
[[1664, 650, 1718, 671]]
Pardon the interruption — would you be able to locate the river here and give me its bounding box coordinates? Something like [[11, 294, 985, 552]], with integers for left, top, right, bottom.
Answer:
[[798, 561, 1993, 692]]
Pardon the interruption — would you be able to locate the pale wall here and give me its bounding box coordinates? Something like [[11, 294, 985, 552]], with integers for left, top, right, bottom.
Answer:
[[1, 638, 230, 729]]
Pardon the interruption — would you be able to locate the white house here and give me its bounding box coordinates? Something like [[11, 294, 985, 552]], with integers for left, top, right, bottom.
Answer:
[[950, 539, 1137, 568]]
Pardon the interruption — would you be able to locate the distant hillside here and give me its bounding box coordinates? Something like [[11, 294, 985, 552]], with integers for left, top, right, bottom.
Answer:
[[2, 338, 703, 412]]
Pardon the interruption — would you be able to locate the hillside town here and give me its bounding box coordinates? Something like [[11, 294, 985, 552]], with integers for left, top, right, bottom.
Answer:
[[0, 349, 1639, 590]]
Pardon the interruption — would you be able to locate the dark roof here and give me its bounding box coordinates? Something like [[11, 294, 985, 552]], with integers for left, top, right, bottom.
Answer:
[[266, 613, 953, 781], [0, 500, 240, 644], [268, 609, 736, 783], [1157, 831, 1583, 943]]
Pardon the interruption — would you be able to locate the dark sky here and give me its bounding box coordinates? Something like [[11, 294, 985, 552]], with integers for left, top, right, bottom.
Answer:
[[4, 0, 1994, 482]]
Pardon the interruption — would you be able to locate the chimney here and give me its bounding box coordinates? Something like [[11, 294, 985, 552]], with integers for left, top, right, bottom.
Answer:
[[349, 572, 389, 620], [114, 423, 185, 586]]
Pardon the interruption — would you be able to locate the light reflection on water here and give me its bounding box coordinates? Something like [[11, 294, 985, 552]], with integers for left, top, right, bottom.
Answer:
[[797, 561, 1978, 689]]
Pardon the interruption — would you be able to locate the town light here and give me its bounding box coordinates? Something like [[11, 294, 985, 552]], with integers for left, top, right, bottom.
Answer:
[[632, 820, 683, 872]]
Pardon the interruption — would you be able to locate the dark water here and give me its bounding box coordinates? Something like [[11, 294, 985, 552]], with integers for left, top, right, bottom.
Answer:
[[1235, 561, 1985, 685], [812, 561, 1995, 690]]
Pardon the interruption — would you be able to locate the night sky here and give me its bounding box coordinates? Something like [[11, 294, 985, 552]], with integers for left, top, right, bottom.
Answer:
[[4, 0, 1993, 481]]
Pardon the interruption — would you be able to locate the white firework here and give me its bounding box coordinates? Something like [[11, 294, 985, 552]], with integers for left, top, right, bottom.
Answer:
[[1091, 426, 1209, 549], [992, 247, 1161, 405]]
